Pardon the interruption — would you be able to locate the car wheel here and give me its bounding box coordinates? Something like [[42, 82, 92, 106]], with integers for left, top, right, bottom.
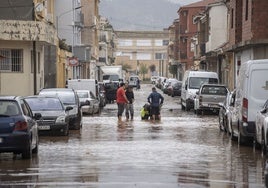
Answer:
[[230, 124, 237, 141], [238, 130, 246, 145], [261, 130, 268, 155], [219, 114, 224, 131], [22, 143, 32, 159], [185, 104, 190, 111], [32, 136, 39, 154], [196, 109, 201, 115], [62, 124, 69, 136]]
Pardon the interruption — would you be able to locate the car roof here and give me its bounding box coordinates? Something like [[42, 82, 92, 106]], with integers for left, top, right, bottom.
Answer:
[[24, 95, 61, 99], [40, 88, 74, 92], [0, 96, 20, 100], [201, 84, 226, 87]]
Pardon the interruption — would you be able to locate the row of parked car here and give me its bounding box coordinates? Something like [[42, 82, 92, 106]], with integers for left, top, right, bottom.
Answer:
[[0, 83, 108, 159], [152, 76, 182, 97], [216, 60, 268, 155]]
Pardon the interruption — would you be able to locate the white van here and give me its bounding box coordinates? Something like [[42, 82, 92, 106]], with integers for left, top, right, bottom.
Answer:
[[181, 70, 218, 111], [232, 59, 268, 144], [128, 75, 140, 88], [67, 79, 99, 100]]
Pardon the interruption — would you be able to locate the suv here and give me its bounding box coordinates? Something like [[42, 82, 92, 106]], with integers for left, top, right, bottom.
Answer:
[[38, 88, 85, 130], [194, 84, 229, 115], [0, 96, 41, 159]]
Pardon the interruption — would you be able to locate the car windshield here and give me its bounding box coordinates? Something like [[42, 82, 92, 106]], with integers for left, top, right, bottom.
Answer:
[[39, 91, 76, 105], [77, 91, 89, 98], [103, 75, 119, 81], [0, 101, 20, 116], [25, 98, 63, 111], [189, 77, 218, 89], [201, 86, 228, 95]]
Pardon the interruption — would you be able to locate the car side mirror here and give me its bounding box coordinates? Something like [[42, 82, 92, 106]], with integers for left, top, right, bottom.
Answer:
[[65, 106, 73, 111], [34, 113, 42, 120], [261, 108, 267, 114]]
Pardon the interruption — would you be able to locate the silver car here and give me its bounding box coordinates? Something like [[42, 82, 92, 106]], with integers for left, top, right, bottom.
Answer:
[[194, 84, 229, 115], [255, 99, 268, 155], [76, 90, 100, 115]]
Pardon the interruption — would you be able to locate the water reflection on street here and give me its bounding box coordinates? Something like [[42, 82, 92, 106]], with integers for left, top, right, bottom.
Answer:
[[0, 84, 266, 187]]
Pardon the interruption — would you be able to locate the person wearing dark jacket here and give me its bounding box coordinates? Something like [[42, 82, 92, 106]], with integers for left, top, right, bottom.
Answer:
[[125, 86, 135, 121], [147, 87, 164, 122]]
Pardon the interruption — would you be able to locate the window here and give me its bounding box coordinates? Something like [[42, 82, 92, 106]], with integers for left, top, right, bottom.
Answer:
[[0, 49, 23, 72], [245, 0, 249, 21], [155, 53, 166, 60], [231, 9, 234, 29], [136, 40, 151, 46], [137, 53, 151, 60], [154, 40, 169, 46], [118, 39, 132, 46]]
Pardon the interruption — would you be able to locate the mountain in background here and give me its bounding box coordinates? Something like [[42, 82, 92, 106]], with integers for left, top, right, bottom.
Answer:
[[99, 0, 181, 31]]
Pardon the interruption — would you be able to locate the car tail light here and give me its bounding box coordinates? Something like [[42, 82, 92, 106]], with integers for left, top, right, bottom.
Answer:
[[14, 121, 28, 131], [199, 96, 203, 104], [242, 98, 248, 122]]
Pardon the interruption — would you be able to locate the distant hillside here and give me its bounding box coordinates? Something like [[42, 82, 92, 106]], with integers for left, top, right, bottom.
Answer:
[[99, 0, 181, 31]]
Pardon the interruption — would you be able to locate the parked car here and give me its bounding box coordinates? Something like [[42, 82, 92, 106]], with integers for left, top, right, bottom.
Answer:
[[232, 59, 268, 145], [194, 84, 229, 115], [218, 89, 237, 135], [24, 96, 73, 136], [128, 75, 140, 88], [38, 88, 85, 130], [167, 81, 182, 97], [98, 82, 106, 107], [151, 76, 159, 84], [104, 82, 119, 103], [255, 99, 268, 155], [162, 78, 179, 94], [181, 70, 219, 111], [76, 90, 100, 115], [0, 96, 41, 159]]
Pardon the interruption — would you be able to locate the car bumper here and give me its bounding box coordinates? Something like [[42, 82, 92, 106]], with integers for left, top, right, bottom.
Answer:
[[38, 123, 68, 132], [0, 132, 30, 153], [239, 121, 255, 138]]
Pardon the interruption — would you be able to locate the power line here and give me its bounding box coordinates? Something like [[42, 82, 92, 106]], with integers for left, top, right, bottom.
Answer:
[[109, 17, 169, 30]]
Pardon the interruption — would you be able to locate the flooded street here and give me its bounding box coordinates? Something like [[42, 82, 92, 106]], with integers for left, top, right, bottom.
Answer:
[[0, 84, 266, 187]]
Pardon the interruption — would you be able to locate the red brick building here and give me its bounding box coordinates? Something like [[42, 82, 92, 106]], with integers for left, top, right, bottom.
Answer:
[[176, 0, 216, 72]]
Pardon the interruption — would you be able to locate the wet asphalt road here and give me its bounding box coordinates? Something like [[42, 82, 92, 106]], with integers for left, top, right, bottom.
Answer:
[[0, 84, 266, 187]]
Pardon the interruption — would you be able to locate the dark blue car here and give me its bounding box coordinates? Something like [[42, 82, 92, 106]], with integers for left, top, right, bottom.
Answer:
[[0, 96, 41, 159]]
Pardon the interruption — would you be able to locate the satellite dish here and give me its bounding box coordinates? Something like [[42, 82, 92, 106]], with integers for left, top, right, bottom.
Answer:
[[35, 3, 44, 12]]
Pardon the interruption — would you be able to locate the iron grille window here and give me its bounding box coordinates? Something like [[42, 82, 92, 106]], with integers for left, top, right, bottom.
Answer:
[[0, 49, 23, 72]]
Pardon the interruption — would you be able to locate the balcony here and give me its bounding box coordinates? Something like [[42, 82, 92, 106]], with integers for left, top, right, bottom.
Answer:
[[0, 20, 57, 45]]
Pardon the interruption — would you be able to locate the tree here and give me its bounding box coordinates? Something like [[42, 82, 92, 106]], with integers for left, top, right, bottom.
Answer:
[[139, 63, 148, 80], [121, 63, 132, 73], [169, 64, 177, 77], [149, 64, 156, 73]]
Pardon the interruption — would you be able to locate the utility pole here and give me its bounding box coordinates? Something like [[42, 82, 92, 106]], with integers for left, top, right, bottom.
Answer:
[[32, 2, 37, 94]]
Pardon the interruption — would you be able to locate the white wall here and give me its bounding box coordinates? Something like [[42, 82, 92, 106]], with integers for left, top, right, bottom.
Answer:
[[206, 4, 228, 52], [0, 41, 44, 96]]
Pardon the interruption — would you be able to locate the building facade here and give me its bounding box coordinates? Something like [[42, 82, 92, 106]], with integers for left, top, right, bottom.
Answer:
[[0, 0, 58, 95], [114, 30, 170, 80]]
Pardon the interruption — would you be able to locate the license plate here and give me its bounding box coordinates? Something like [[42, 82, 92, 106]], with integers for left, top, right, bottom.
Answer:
[[0, 138, 2, 143], [38, 125, 50, 130]]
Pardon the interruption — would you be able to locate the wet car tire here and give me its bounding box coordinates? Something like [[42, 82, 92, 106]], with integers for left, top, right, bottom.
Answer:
[[32, 137, 39, 154], [22, 143, 32, 159]]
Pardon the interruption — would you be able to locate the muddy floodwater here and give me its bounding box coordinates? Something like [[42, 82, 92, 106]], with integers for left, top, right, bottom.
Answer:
[[0, 84, 266, 187]]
